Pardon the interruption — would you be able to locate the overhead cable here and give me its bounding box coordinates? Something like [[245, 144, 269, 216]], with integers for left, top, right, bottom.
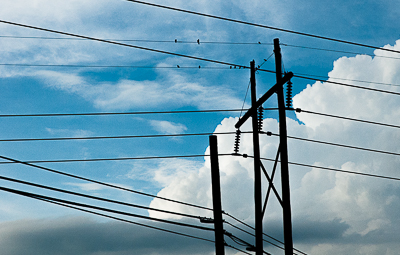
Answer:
[[264, 131, 400, 157], [126, 0, 400, 54], [0, 19, 247, 69], [0, 63, 233, 69], [0, 131, 248, 143], [223, 213, 307, 255], [233, 154, 400, 182], [0, 35, 274, 45], [0, 155, 213, 211], [0, 108, 256, 118], [0, 187, 215, 243], [0, 175, 204, 220], [0, 186, 214, 231], [293, 108, 400, 129], [0, 154, 233, 165], [281, 43, 400, 60]]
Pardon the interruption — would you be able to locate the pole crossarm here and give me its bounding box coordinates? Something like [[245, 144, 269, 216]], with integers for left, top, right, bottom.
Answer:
[[235, 72, 293, 129]]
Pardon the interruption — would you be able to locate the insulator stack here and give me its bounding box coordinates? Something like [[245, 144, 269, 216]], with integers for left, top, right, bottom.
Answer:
[[233, 129, 241, 154], [258, 106, 264, 132], [286, 79, 293, 108]]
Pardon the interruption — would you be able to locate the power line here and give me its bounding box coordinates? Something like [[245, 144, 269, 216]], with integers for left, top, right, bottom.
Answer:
[[0, 131, 244, 142], [264, 131, 400, 157], [293, 108, 400, 129], [0, 187, 215, 243], [0, 63, 233, 69], [0, 186, 214, 231], [255, 68, 400, 96], [291, 71, 400, 87], [0, 174, 205, 220], [0, 155, 214, 212], [0, 108, 255, 118], [0, 35, 274, 45], [223, 213, 307, 255], [0, 154, 234, 165], [281, 43, 400, 60], [0, 19, 247, 69], [4, 62, 400, 88], [224, 221, 286, 253], [126, 0, 400, 55], [233, 154, 400, 182], [289, 73, 400, 96]]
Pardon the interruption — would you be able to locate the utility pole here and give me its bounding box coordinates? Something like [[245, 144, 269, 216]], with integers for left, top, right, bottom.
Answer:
[[209, 135, 225, 255], [234, 40, 294, 255], [274, 38, 293, 255], [250, 60, 263, 255]]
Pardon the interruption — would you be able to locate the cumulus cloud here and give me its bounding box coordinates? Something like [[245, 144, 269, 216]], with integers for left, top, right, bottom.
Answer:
[[146, 40, 400, 254]]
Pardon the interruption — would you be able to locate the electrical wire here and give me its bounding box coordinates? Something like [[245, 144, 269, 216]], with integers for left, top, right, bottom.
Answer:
[[0, 20, 248, 69], [126, 0, 400, 54], [290, 73, 400, 96], [0, 175, 205, 220], [0, 108, 255, 118], [0, 187, 215, 243], [223, 213, 307, 255], [264, 131, 400, 157], [254, 68, 400, 96], [233, 154, 400, 182], [0, 154, 234, 165], [239, 81, 251, 119], [3, 20, 400, 96], [0, 155, 214, 211], [0, 35, 274, 45], [0, 131, 252, 143], [281, 43, 400, 60], [0, 186, 214, 231], [224, 221, 289, 253], [292, 108, 400, 129], [0, 63, 233, 69], [291, 71, 400, 88]]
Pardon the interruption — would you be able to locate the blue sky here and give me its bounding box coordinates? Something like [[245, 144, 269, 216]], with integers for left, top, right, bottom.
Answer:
[[1, 0, 400, 254]]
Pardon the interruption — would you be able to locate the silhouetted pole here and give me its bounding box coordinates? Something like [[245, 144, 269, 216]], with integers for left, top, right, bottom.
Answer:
[[209, 135, 225, 255], [274, 38, 293, 255], [250, 60, 263, 255]]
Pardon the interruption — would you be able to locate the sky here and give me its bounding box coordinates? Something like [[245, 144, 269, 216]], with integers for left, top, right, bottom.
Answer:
[[0, 0, 400, 254]]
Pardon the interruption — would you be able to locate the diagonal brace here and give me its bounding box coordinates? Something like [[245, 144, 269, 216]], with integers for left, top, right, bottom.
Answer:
[[261, 146, 282, 219]]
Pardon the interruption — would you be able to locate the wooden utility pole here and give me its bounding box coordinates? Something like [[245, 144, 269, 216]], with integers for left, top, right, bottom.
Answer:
[[274, 38, 293, 255], [209, 135, 225, 255], [250, 60, 263, 255]]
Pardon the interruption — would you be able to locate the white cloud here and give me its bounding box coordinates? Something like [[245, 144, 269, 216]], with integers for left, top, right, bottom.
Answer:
[[146, 40, 400, 254], [45, 128, 94, 138], [36, 69, 244, 110], [149, 120, 187, 135]]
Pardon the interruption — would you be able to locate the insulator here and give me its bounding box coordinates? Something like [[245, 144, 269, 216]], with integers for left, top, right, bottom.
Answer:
[[258, 106, 264, 132], [286, 79, 293, 108], [233, 129, 241, 154]]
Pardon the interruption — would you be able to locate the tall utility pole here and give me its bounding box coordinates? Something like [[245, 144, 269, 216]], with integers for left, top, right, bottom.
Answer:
[[209, 135, 225, 255], [234, 40, 294, 255], [250, 60, 263, 255], [274, 38, 293, 255]]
